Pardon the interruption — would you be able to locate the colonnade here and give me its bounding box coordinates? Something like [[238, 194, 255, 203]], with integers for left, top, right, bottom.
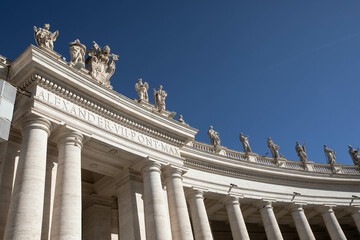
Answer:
[[0, 115, 359, 240]]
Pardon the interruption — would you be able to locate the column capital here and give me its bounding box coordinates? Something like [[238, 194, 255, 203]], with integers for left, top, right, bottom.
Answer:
[[162, 164, 188, 180], [318, 205, 336, 214], [57, 129, 84, 148], [22, 116, 52, 136], [221, 194, 244, 206], [141, 159, 162, 174], [289, 203, 307, 213], [255, 199, 275, 209], [185, 187, 207, 200]]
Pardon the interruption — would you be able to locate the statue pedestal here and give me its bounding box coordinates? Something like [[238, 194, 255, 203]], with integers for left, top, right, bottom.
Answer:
[[331, 163, 342, 174], [276, 158, 286, 167], [304, 161, 315, 171], [215, 146, 227, 156], [246, 152, 258, 162]]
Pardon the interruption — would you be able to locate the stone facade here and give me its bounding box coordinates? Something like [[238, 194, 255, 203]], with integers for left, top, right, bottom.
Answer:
[[0, 31, 360, 240]]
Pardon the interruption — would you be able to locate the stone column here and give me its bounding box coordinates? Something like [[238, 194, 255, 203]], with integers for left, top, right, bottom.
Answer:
[[289, 204, 315, 240], [163, 166, 193, 240], [319, 206, 347, 240], [258, 201, 284, 240], [142, 160, 172, 240], [223, 195, 250, 240], [0, 141, 19, 239], [185, 188, 213, 240], [348, 207, 360, 233], [50, 130, 84, 240], [4, 117, 52, 240]]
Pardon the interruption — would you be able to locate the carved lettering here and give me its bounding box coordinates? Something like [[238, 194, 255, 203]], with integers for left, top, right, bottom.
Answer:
[[35, 89, 180, 156]]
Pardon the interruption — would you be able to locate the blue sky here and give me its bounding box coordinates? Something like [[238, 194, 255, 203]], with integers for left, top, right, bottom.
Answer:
[[2, 1, 360, 165]]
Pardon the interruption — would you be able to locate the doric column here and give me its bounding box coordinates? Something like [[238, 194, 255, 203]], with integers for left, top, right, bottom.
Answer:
[[185, 188, 213, 240], [163, 166, 193, 240], [257, 200, 284, 240], [319, 206, 347, 240], [223, 195, 250, 240], [142, 160, 172, 240], [4, 117, 52, 240], [50, 130, 84, 240], [348, 207, 360, 233], [0, 141, 19, 239], [289, 204, 315, 240]]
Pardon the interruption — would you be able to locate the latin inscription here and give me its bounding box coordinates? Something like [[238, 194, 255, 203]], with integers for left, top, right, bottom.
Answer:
[[36, 88, 180, 156]]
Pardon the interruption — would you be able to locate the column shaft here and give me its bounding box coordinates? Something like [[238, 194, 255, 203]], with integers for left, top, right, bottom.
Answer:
[[224, 196, 249, 240], [4, 117, 51, 240], [0, 141, 19, 239], [186, 189, 213, 240], [320, 206, 347, 240], [51, 130, 83, 240], [163, 166, 193, 240], [258, 201, 284, 240], [142, 161, 172, 240], [290, 204, 315, 240]]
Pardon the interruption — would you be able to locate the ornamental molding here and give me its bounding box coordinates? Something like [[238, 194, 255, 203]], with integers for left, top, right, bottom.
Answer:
[[26, 73, 185, 147], [184, 158, 360, 191]]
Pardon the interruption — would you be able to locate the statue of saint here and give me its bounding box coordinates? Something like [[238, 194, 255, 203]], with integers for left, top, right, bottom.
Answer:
[[239, 133, 252, 153], [69, 39, 86, 69], [348, 145, 360, 166], [295, 141, 308, 164], [33, 24, 59, 50], [135, 78, 149, 102], [85, 41, 119, 88], [324, 145, 336, 165], [267, 137, 280, 159], [208, 126, 221, 147], [178, 115, 185, 124], [153, 85, 167, 112]]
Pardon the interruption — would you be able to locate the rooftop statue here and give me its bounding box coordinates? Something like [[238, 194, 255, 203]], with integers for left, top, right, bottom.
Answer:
[[267, 137, 280, 159], [324, 145, 336, 165], [135, 78, 149, 102], [348, 145, 360, 166], [153, 85, 167, 112], [33, 24, 59, 51], [85, 41, 119, 88], [178, 115, 185, 124], [295, 141, 308, 165], [239, 133, 252, 153], [69, 39, 86, 69], [208, 126, 221, 147]]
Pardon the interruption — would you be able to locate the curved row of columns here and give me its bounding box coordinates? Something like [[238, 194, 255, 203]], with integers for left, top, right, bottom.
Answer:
[[0, 115, 360, 240]]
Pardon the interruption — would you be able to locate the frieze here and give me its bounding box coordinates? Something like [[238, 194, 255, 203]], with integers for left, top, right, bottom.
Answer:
[[34, 86, 181, 157]]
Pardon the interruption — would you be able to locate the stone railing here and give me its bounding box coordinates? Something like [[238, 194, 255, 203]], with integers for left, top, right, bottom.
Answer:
[[188, 141, 360, 175]]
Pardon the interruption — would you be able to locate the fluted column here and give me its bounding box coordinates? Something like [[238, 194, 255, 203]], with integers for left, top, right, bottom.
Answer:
[[142, 160, 172, 240], [50, 130, 83, 240], [258, 201, 284, 240], [163, 166, 193, 240], [289, 204, 315, 240], [4, 117, 52, 240], [0, 141, 19, 239], [348, 207, 360, 233], [223, 195, 249, 240], [185, 188, 213, 240], [319, 206, 347, 240]]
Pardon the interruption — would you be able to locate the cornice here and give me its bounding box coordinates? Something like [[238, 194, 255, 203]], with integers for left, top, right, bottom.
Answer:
[[9, 45, 198, 144], [24, 73, 187, 147], [184, 158, 360, 191]]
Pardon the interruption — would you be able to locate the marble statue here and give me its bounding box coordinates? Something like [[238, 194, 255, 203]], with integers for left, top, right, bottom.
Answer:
[[348, 145, 360, 166], [267, 137, 280, 159], [178, 115, 185, 124], [295, 141, 308, 164], [239, 133, 252, 153], [69, 39, 86, 69], [153, 85, 167, 112], [208, 126, 221, 147], [324, 145, 336, 165], [135, 78, 149, 102], [85, 41, 119, 88], [33, 24, 59, 50]]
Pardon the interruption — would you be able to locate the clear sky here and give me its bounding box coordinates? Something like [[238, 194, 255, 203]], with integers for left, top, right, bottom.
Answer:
[[2, 1, 360, 166]]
